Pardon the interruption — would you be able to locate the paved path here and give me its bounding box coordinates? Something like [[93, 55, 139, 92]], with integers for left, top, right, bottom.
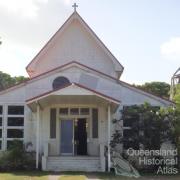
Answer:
[[48, 175, 59, 180]]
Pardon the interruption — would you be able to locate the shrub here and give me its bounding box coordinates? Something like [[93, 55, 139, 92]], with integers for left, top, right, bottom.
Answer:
[[0, 140, 35, 171]]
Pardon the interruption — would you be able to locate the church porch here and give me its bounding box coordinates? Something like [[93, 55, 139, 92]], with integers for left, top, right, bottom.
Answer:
[[26, 83, 120, 171]]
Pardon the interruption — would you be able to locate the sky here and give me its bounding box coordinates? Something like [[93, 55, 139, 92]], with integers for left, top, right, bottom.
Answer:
[[0, 0, 179, 85]]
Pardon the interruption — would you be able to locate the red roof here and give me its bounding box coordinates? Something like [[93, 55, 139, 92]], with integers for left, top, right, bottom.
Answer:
[[0, 61, 174, 105], [26, 82, 121, 104]]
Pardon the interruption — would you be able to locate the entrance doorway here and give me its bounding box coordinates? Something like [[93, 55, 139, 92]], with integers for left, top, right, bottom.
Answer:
[[60, 119, 73, 155], [60, 118, 87, 156], [74, 118, 87, 155]]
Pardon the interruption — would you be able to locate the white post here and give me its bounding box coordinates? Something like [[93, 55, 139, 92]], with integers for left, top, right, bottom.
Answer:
[[36, 103, 40, 169], [107, 104, 111, 172]]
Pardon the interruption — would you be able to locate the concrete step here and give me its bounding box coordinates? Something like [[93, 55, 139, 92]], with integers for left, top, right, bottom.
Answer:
[[46, 156, 101, 172]]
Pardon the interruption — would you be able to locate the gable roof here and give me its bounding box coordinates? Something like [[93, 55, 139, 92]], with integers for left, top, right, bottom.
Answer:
[[0, 60, 174, 105], [26, 82, 120, 105], [26, 11, 124, 78]]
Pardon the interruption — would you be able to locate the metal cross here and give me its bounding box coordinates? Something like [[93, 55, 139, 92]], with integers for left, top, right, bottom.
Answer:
[[72, 3, 78, 12]]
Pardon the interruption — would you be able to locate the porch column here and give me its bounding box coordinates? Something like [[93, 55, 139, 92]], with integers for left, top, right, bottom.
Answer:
[[36, 102, 40, 169], [107, 104, 111, 172]]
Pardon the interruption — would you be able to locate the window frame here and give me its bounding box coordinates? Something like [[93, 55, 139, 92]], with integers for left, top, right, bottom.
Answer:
[[7, 117, 24, 127], [92, 108, 99, 139], [122, 106, 140, 150], [52, 76, 70, 90], [8, 105, 24, 115], [6, 105, 25, 149]]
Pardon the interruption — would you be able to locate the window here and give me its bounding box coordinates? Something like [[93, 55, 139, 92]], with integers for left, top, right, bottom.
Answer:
[[123, 115, 139, 127], [6, 105, 24, 149], [92, 108, 98, 138], [0, 129, 2, 138], [59, 108, 90, 116], [52, 76, 70, 90], [7, 140, 23, 150], [70, 108, 79, 115], [0, 117, 2, 126], [0, 106, 2, 115], [8, 106, 24, 115], [123, 129, 139, 150], [8, 117, 24, 126], [123, 106, 140, 150], [59, 108, 68, 115], [7, 129, 24, 138], [80, 108, 89, 115], [50, 108, 56, 139]]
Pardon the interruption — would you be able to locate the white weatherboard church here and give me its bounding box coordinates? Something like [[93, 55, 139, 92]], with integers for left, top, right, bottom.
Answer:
[[0, 5, 173, 172]]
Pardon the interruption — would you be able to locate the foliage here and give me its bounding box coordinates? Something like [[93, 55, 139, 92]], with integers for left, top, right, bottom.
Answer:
[[111, 103, 172, 151], [173, 84, 180, 110], [110, 102, 180, 170], [0, 71, 29, 91], [0, 140, 35, 171], [134, 82, 170, 98]]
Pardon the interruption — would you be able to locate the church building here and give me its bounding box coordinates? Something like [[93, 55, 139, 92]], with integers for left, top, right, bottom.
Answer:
[[0, 5, 173, 171]]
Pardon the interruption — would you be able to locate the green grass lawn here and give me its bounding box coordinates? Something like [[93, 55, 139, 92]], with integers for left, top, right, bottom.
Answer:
[[0, 171, 49, 180], [0, 171, 180, 180], [59, 175, 86, 180]]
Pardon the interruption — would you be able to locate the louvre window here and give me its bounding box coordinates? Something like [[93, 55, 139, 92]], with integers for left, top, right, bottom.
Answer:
[[122, 106, 160, 150], [8, 106, 24, 115], [0, 129, 2, 138], [7, 129, 24, 138], [59, 108, 68, 115], [80, 108, 89, 115], [7, 140, 23, 150], [0, 106, 2, 115], [0, 117, 2, 126], [50, 108, 56, 138], [123, 115, 139, 127], [123, 129, 139, 150], [6, 105, 24, 149], [92, 108, 98, 138], [123, 106, 139, 149], [70, 108, 79, 115], [8, 117, 24, 126]]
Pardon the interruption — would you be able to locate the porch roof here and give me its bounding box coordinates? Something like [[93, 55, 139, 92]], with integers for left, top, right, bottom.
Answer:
[[26, 83, 120, 112]]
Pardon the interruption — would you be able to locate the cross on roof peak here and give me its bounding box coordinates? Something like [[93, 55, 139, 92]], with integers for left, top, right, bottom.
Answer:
[[72, 3, 78, 12]]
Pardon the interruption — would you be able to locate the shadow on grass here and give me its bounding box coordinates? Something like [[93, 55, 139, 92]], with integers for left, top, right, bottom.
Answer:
[[6, 170, 49, 176], [0, 170, 49, 180]]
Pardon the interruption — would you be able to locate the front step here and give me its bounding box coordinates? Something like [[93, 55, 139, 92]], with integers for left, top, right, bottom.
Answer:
[[46, 156, 101, 172]]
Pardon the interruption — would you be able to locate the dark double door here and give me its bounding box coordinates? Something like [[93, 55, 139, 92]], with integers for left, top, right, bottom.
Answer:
[[60, 118, 87, 155], [74, 118, 87, 155]]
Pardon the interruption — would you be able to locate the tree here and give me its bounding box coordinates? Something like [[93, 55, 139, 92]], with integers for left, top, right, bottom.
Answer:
[[171, 84, 180, 168], [0, 71, 15, 90], [14, 76, 29, 84], [114, 103, 171, 150], [111, 102, 180, 170], [174, 84, 180, 109], [0, 71, 28, 91], [134, 82, 170, 98]]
